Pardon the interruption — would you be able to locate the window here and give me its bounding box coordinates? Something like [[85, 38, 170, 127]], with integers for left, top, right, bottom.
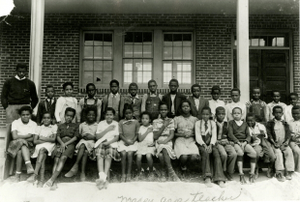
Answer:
[[163, 33, 193, 84], [123, 32, 153, 84], [82, 32, 113, 87], [234, 34, 289, 47]]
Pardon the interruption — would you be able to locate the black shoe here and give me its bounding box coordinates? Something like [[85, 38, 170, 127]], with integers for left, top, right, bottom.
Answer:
[[224, 172, 233, 181], [275, 172, 286, 182]]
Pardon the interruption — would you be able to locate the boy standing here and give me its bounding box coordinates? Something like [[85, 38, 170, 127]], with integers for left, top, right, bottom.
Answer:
[[187, 84, 209, 120], [162, 79, 186, 118], [125, 83, 142, 121], [1, 63, 39, 123], [266, 91, 287, 121], [141, 80, 163, 120], [101, 79, 125, 121], [209, 86, 226, 120], [77, 83, 102, 123], [246, 87, 268, 123], [226, 88, 247, 121], [285, 93, 299, 123], [266, 106, 294, 181], [36, 85, 57, 125], [288, 106, 300, 172]]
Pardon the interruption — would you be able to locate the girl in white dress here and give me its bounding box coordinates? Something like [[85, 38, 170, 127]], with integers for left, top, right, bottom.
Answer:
[[135, 112, 155, 180]]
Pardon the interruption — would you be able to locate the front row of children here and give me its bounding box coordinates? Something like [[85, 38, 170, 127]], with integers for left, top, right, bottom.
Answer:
[[7, 98, 300, 190]]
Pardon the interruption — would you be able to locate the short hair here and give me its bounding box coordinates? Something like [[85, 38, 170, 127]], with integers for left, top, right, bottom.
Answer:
[[272, 105, 283, 113], [201, 106, 211, 113], [231, 88, 240, 95], [191, 84, 201, 92], [232, 107, 242, 113], [86, 83, 96, 92], [289, 92, 299, 99], [179, 99, 192, 115], [110, 79, 119, 87], [148, 79, 157, 86], [105, 107, 116, 115], [18, 106, 33, 115], [85, 106, 97, 117], [62, 82, 74, 90], [215, 106, 226, 114], [129, 82, 138, 90], [123, 103, 133, 117], [159, 102, 168, 110], [45, 85, 54, 91], [252, 87, 261, 92], [272, 90, 281, 96], [64, 107, 76, 116], [246, 112, 255, 120], [42, 112, 52, 119], [140, 111, 152, 121], [211, 85, 221, 94], [16, 63, 28, 71], [169, 79, 179, 86], [292, 106, 300, 111]]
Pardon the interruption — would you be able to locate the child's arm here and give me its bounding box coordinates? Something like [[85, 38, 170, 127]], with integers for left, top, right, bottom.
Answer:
[[283, 124, 291, 146], [11, 130, 33, 140], [266, 122, 277, 147], [227, 121, 239, 144], [36, 103, 43, 125], [64, 125, 79, 146], [96, 101, 102, 123], [103, 135, 119, 146], [153, 119, 171, 140], [95, 124, 116, 140], [263, 102, 268, 123], [76, 99, 83, 123], [139, 127, 153, 142], [158, 130, 174, 144], [210, 121, 217, 145], [195, 121, 205, 145], [38, 134, 56, 143], [245, 125, 251, 144], [141, 94, 147, 113], [54, 98, 64, 123]]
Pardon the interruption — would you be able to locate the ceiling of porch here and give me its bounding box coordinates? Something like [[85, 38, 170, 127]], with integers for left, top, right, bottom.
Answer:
[[12, 0, 299, 15]]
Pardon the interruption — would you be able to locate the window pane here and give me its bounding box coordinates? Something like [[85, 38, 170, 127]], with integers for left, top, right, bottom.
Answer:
[[94, 46, 103, 59], [102, 72, 112, 84], [84, 33, 93, 45], [143, 32, 152, 42], [83, 72, 93, 85], [143, 59, 152, 71], [143, 45, 152, 58], [134, 44, 143, 58], [272, 38, 276, 46], [177, 72, 182, 84], [124, 45, 133, 58], [134, 59, 143, 71], [251, 38, 259, 46], [134, 32, 143, 42], [83, 60, 93, 71], [94, 61, 103, 71], [94, 34, 103, 45], [103, 61, 112, 71], [164, 34, 173, 42], [173, 34, 182, 41], [164, 72, 172, 83], [124, 59, 133, 71], [182, 62, 192, 71], [175, 62, 183, 71], [163, 62, 172, 71], [93, 71, 102, 84], [84, 46, 93, 58], [183, 47, 192, 59], [182, 72, 191, 84], [260, 39, 265, 46], [125, 32, 134, 42], [183, 41, 192, 46], [163, 47, 173, 59], [124, 72, 132, 83], [103, 46, 112, 59], [103, 34, 112, 45], [183, 34, 191, 41], [173, 47, 183, 59], [277, 37, 284, 46]]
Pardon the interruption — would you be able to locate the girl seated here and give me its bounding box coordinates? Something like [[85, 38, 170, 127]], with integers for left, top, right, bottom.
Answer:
[[135, 111, 156, 180], [65, 108, 98, 181], [118, 104, 140, 182], [44, 107, 79, 189], [27, 112, 57, 187], [8, 106, 37, 182], [153, 102, 180, 182], [94, 107, 120, 190]]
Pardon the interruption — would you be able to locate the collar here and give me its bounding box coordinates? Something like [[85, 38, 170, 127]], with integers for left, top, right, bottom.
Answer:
[[216, 120, 226, 125], [272, 101, 281, 105], [149, 91, 158, 96], [123, 119, 135, 124], [15, 75, 26, 80], [251, 99, 261, 103], [85, 95, 97, 100], [234, 120, 243, 125], [194, 97, 200, 100], [83, 121, 97, 126], [110, 93, 119, 97], [211, 99, 219, 103], [129, 94, 139, 99], [273, 118, 283, 123]]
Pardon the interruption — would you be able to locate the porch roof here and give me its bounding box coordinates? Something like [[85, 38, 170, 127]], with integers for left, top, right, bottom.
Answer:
[[13, 0, 299, 15]]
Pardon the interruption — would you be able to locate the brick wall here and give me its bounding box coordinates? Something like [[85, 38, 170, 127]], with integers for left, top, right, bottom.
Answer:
[[0, 13, 299, 128]]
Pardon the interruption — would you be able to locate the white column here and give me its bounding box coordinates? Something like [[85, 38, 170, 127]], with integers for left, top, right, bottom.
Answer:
[[236, 0, 249, 103], [29, 0, 45, 107]]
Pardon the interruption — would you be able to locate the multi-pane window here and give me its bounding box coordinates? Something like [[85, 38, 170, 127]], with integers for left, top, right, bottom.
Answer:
[[82, 32, 113, 86], [163, 33, 193, 84], [123, 32, 153, 84], [234, 34, 289, 47]]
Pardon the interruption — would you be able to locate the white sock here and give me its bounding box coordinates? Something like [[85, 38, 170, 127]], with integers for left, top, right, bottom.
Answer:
[[99, 172, 107, 182], [25, 161, 31, 165], [16, 171, 21, 175]]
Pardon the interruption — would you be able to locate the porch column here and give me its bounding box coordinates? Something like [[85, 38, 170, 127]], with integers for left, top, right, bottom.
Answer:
[[29, 0, 45, 105], [236, 0, 249, 103]]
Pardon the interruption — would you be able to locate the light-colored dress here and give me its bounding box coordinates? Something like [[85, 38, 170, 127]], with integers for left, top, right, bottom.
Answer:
[[136, 125, 155, 155], [31, 124, 57, 158], [55, 96, 78, 123], [174, 115, 199, 158], [153, 117, 176, 159], [75, 122, 98, 154]]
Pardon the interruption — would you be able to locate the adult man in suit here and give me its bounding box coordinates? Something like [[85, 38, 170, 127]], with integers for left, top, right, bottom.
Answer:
[[162, 79, 186, 118], [187, 84, 209, 120]]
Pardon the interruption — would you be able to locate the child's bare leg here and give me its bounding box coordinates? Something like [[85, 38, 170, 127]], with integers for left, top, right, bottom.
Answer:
[[97, 156, 105, 175], [15, 150, 23, 180], [158, 153, 166, 181], [46, 155, 68, 186], [120, 151, 127, 177], [146, 154, 153, 172], [127, 151, 134, 181], [65, 145, 85, 177], [162, 149, 180, 181], [21, 145, 34, 174], [40, 158, 46, 182], [52, 157, 59, 174], [27, 148, 47, 182], [136, 154, 142, 172], [80, 150, 88, 181]]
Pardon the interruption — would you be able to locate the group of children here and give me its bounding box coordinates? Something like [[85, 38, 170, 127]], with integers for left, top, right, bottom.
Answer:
[[7, 78, 300, 190]]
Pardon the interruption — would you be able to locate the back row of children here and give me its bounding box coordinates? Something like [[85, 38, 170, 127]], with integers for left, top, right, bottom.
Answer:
[[7, 78, 300, 191]]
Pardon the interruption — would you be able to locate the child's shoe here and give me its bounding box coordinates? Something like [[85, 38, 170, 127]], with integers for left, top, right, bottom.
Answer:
[[103, 180, 109, 189], [217, 181, 226, 188], [126, 174, 132, 182], [43, 179, 54, 188], [224, 171, 233, 181], [239, 174, 247, 184], [120, 175, 126, 183], [254, 167, 259, 179], [249, 173, 255, 183], [160, 170, 167, 182], [26, 163, 34, 174], [275, 172, 286, 182], [286, 171, 293, 180], [65, 165, 78, 178], [167, 166, 180, 182], [266, 167, 273, 178], [37, 180, 44, 188], [147, 171, 155, 181], [134, 171, 142, 181], [180, 166, 187, 179], [50, 182, 58, 191], [10, 173, 21, 183], [27, 174, 37, 183], [204, 177, 213, 187], [96, 179, 104, 190]]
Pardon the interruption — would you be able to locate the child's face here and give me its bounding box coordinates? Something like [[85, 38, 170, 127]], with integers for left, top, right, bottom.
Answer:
[[20, 110, 31, 123], [65, 111, 75, 123], [148, 82, 157, 94], [43, 113, 52, 126], [181, 102, 191, 114], [272, 92, 281, 103], [105, 111, 114, 122], [64, 85, 73, 97], [110, 82, 119, 95], [192, 87, 201, 98], [86, 111, 96, 123], [231, 91, 240, 103], [201, 109, 211, 121], [252, 89, 261, 100], [169, 81, 178, 93], [46, 87, 55, 99], [141, 114, 151, 126], [16, 67, 27, 79], [246, 116, 256, 128], [211, 90, 220, 100], [273, 108, 283, 120], [87, 85, 96, 98], [125, 109, 133, 120], [160, 104, 168, 118], [216, 109, 225, 122], [292, 109, 300, 121], [232, 108, 242, 121], [290, 95, 298, 106], [129, 85, 137, 97]]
